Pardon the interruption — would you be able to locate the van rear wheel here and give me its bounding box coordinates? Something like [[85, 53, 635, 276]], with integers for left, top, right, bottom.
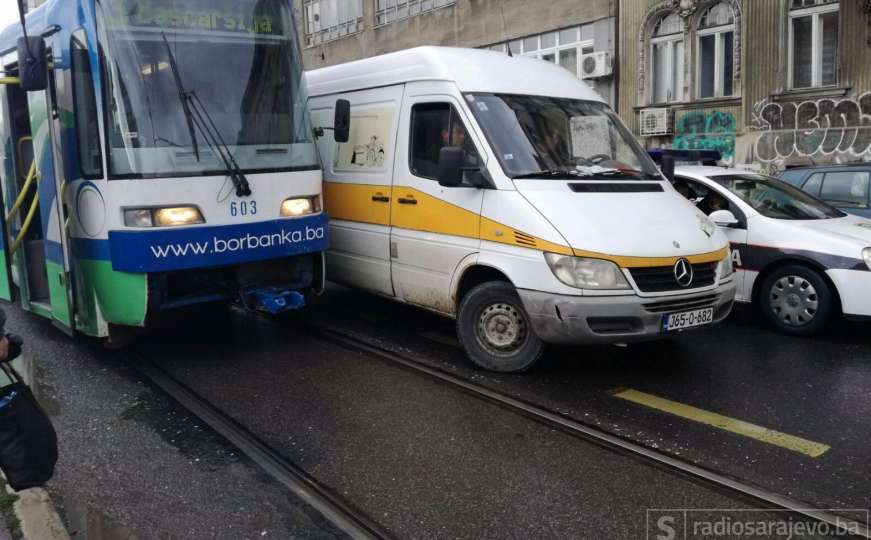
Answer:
[[457, 282, 544, 373]]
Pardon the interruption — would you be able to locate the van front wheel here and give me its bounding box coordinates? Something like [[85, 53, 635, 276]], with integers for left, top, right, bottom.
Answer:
[[457, 282, 544, 373]]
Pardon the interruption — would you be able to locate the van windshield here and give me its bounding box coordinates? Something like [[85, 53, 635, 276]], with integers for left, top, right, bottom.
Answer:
[[465, 93, 662, 180]]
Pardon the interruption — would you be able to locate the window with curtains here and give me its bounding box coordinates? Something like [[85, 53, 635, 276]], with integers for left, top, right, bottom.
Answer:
[[789, 0, 839, 89], [650, 12, 685, 104], [697, 2, 735, 99], [303, 0, 364, 47]]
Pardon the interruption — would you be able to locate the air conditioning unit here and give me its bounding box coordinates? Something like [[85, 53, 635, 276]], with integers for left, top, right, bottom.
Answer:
[[580, 51, 612, 79], [639, 108, 673, 137]]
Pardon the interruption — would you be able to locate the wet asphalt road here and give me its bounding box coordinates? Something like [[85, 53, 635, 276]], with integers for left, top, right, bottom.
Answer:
[[302, 285, 871, 512], [6, 281, 871, 538]]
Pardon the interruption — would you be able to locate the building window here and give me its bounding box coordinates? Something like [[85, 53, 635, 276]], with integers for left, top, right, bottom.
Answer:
[[303, 0, 363, 47], [788, 0, 839, 89], [375, 0, 456, 26], [650, 12, 685, 103], [487, 26, 594, 79], [697, 2, 735, 99]]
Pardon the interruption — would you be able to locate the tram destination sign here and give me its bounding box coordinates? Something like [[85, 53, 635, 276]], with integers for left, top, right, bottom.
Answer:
[[106, 0, 282, 36]]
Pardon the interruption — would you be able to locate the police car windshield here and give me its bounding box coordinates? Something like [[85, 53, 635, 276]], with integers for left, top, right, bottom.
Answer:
[[711, 174, 845, 220], [465, 93, 661, 180]]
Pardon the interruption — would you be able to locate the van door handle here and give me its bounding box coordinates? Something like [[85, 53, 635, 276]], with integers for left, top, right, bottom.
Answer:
[[397, 197, 417, 205], [371, 195, 390, 203]]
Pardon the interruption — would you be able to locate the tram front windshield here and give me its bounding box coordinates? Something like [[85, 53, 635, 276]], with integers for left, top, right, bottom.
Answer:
[[97, 0, 318, 178]]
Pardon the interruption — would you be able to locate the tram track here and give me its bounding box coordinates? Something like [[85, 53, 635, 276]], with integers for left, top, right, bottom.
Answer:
[[306, 322, 871, 539], [135, 314, 870, 539], [136, 360, 394, 540]]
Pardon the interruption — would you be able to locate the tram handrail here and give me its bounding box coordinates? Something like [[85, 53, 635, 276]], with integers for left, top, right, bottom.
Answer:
[[7, 160, 37, 222], [10, 193, 39, 255]]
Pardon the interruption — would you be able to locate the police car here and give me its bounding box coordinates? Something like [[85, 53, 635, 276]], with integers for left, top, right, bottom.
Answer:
[[674, 166, 871, 336]]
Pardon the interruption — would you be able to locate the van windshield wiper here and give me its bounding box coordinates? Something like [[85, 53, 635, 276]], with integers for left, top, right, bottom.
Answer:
[[512, 170, 588, 180], [161, 34, 252, 197]]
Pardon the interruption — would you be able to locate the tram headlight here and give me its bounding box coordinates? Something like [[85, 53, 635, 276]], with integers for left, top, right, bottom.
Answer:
[[124, 206, 205, 228], [154, 206, 204, 227], [123, 209, 154, 228], [281, 196, 320, 217]]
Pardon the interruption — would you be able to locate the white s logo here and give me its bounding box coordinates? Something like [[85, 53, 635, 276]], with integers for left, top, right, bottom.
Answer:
[[656, 515, 676, 540]]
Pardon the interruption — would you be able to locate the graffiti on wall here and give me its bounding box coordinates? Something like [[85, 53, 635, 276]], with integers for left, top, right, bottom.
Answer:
[[673, 111, 737, 161], [751, 92, 871, 164]]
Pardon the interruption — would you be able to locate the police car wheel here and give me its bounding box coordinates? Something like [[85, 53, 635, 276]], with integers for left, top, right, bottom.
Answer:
[[759, 265, 833, 337], [457, 282, 544, 373]]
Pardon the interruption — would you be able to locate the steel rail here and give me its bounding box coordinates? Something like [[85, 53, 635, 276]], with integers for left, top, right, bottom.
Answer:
[[311, 323, 870, 539], [136, 361, 393, 540]]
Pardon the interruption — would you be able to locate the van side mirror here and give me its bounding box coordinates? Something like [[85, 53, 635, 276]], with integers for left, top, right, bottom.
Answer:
[[660, 155, 675, 183], [709, 209, 739, 227], [334, 99, 350, 143], [438, 147, 465, 187], [17, 37, 48, 92]]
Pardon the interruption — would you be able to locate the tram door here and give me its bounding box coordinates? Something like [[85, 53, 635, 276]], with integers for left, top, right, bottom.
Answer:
[[0, 50, 76, 334]]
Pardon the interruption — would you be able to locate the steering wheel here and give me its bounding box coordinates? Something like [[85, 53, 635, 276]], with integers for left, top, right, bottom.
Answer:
[[585, 154, 612, 164]]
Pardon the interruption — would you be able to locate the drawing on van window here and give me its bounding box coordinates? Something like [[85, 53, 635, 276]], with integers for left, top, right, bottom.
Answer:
[[410, 103, 481, 180], [334, 104, 394, 171], [465, 93, 661, 180]]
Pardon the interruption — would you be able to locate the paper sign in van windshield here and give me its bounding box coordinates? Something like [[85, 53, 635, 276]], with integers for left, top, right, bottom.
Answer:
[[107, 0, 280, 35], [108, 215, 329, 273]]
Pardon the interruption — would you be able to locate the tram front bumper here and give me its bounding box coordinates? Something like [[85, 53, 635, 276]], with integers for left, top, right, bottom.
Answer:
[[518, 280, 736, 345]]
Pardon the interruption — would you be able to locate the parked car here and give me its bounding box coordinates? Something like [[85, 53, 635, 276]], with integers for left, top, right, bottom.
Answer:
[[778, 164, 871, 218], [675, 166, 871, 336]]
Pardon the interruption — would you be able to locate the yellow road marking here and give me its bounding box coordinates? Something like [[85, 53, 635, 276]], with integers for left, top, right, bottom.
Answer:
[[611, 388, 830, 458]]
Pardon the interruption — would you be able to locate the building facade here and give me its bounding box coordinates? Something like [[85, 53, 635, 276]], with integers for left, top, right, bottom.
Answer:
[[618, 0, 871, 170], [294, 0, 618, 104]]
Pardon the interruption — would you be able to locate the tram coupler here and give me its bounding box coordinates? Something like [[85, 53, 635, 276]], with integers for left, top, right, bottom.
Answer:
[[240, 286, 306, 314]]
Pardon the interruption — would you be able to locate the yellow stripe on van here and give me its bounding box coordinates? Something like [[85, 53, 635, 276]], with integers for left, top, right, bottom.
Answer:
[[323, 182, 728, 269], [390, 187, 481, 239], [572, 247, 729, 269], [323, 182, 391, 226]]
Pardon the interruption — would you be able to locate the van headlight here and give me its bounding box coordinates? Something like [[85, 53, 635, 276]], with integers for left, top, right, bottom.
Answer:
[[544, 253, 631, 290], [281, 196, 320, 217], [863, 248, 871, 271], [124, 206, 205, 228], [718, 251, 734, 279]]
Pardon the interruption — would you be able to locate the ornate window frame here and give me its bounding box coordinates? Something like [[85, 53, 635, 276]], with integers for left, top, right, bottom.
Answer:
[[638, 0, 742, 105]]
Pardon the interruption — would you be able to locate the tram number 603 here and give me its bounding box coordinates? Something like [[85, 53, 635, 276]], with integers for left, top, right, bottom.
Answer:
[[230, 201, 258, 217]]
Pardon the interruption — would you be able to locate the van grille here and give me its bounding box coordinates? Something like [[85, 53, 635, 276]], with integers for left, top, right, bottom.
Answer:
[[630, 262, 717, 293]]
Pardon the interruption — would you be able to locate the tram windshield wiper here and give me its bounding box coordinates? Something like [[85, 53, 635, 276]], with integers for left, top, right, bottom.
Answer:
[[162, 34, 199, 161], [161, 34, 252, 197]]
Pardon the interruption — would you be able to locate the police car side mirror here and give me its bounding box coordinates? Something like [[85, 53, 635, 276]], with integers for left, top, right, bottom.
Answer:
[[438, 146, 465, 187], [17, 37, 48, 92], [333, 99, 351, 143], [710, 209, 739, 227]]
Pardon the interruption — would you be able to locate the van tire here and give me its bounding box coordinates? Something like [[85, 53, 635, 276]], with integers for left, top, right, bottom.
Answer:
[[456, 282, 544, 373], [758, 264, 834, 337]]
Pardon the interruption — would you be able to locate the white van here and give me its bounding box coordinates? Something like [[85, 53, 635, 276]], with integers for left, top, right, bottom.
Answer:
[[307, 47, 735, 373]]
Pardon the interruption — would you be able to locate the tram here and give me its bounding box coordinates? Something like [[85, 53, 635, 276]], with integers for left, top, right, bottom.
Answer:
[[0, 0, 344, 340]]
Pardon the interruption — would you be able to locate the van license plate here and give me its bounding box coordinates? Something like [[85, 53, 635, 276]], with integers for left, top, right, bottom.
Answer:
[[661, 308, 714, 333]]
